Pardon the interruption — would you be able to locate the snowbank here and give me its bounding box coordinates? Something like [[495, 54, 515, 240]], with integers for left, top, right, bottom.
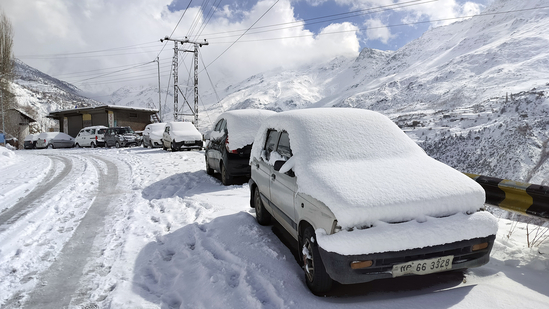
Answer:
[[251, 108, 487, 228], [0, 146, 16, 167]]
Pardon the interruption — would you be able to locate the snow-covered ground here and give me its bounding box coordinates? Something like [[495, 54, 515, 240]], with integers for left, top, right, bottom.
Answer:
[[0, 145, 548, 308]]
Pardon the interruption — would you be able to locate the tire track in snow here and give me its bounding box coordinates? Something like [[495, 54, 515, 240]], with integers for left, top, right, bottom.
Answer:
[[0, 155, 71, 230], [22, 156, 119, 309]]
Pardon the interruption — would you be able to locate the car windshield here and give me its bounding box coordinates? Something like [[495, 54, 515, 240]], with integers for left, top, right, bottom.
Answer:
[[116, 127, 134, 134]]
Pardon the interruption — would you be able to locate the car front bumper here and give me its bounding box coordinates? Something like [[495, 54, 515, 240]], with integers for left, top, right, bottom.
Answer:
[[173, 140, 203, 150], [318, 234, 495, 284]]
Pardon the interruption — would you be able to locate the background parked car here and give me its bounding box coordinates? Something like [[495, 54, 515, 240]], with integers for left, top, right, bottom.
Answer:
[[23, 133, 39, 149], [248, 108, 497, 295], [142, 123, 166, 148], [35, 132, 75, 149], [104, 127, 142, 148], [204, 109, 276, 185], [75, 125, 107, 148], [162, 122, 203, 151]]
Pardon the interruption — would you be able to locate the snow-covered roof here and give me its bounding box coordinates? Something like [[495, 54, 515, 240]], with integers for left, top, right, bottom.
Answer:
[[48, 104, 158, 115], [215, 109, 276, 150], [251, 108, 486, 229]]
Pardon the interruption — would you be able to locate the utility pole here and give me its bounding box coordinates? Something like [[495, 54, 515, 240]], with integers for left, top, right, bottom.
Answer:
[[159, 36, 208, 125], [154, 56, 162, 122]]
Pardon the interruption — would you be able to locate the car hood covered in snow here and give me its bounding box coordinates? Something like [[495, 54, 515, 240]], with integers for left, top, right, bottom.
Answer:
[[251, 108, 487, 229], [169, 122, 202, 142]]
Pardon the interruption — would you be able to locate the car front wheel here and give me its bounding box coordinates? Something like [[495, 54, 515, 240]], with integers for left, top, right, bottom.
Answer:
[[220, 163, 232, 185], [300, 225, 333, 295], [115, 141, 120, 148], [205, 156, 214, 175], [254, 187, 271, 225]]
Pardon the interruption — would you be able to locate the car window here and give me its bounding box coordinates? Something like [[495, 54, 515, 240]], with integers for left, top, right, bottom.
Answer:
[[214, 119, 224, 132], [90, 129, 96, 134], [276, 131, 292, 160], [263, 130, 280, 161], [98, 129, 106, 134], [220, 119, 227, 132]]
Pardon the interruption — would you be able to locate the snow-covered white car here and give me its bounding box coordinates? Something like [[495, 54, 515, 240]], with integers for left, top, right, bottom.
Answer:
[[204, 109, 276, 185], [35, 132, 75, 149], [75, 125, 108, 148], [162, 122, 203, 151], [142, 123, 166, 148], [249, 108, 498, 295]]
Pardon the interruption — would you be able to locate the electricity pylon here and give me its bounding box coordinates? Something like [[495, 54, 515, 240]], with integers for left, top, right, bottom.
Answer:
[[160, 36, 208, 126]]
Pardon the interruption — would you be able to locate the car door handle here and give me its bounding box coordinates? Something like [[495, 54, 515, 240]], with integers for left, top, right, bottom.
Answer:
[[271, 174, 276, 181]]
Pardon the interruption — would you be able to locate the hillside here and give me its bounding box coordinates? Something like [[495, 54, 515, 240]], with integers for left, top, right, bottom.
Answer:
[[11, 59, 101, 130], [204, 0, 549, 184]]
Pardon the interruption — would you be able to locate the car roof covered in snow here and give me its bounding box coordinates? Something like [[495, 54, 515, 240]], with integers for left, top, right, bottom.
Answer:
[[216, 109, 276, 150], [251, 108, 485, 229]]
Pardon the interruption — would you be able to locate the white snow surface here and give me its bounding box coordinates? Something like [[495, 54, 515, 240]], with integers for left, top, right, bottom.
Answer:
[[251, 109, 488, 229], [0, 148, 547, 308], [213, 109, 276, 151]]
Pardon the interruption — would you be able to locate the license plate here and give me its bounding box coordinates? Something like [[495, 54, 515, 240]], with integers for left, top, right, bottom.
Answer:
[[392, 255, 454, 277]]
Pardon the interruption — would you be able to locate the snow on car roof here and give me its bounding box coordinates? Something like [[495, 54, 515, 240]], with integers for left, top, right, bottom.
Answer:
[[170, 122, 199, 132], [38, 132, 73, 140], [216, 109, 276, 151], [251, 108, 486, 229]]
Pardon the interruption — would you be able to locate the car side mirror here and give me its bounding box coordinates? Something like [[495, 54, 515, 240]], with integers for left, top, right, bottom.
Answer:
[[273, 160, 295, 177]]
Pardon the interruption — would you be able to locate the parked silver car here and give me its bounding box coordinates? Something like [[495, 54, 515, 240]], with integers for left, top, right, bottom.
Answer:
[[142, 123, 166, 148], [35, 132, 75, 149], [104, 127, 142, 148], [249, 108, 497, 295]]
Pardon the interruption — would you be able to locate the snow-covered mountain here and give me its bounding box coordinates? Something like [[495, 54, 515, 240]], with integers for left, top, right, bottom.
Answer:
[[11, 59, 102, 130], [204, 0, 549, 184]]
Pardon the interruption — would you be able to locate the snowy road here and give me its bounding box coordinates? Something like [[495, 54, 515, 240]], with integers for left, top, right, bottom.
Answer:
[[0, 147, 548, 309]]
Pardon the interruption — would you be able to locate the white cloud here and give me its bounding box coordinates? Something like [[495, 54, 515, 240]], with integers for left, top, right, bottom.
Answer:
[[363, 18, 395, 44], [1, 0, 360, 94]]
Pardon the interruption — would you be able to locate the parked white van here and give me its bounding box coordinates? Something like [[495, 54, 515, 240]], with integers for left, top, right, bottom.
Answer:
[[75, 125, 108, 148]]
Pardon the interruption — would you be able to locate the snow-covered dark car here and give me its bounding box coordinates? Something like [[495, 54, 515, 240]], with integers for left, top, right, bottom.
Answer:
[[104, 127, 142, 148], [249, 108, 498, 295], [205, 109, 276, 185], [161, 122, 203, 151], [35, 132, 75, 149], [23, 134, 39, 149]]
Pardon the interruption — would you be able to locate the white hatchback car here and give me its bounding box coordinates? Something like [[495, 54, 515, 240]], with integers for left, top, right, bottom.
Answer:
[[249, 108, 498, 295], [75, 125, 108, 148], [162, 122, 203, 151]]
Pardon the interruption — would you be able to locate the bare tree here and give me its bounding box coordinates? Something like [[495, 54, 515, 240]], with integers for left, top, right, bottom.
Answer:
[[0, 8, 14, 136]]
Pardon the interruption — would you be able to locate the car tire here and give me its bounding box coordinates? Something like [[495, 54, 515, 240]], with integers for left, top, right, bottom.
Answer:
[[205, 156, 214, 175], [115, 141, 120, 148], [75, 143, 81, 148], [171, 141, 177, 152], [300, 225, 333, 295], [220, 162, 232, 186], [253, 187, 271, 225], [47, 143, 54, 149], [91, 142, 96, 148]]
